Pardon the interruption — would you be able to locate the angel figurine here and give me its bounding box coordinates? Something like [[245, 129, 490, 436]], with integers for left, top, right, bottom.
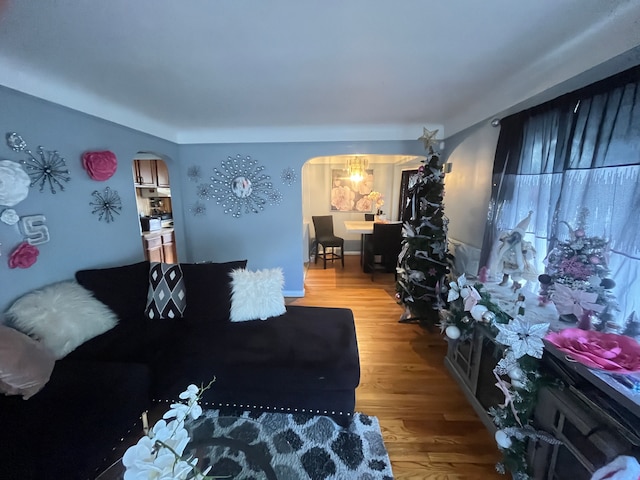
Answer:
[[489, 211, 537, 286]]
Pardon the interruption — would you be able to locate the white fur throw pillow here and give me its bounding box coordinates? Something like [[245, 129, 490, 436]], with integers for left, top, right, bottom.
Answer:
[[6, 281, 118, 359], [229, 268, 286, 322]]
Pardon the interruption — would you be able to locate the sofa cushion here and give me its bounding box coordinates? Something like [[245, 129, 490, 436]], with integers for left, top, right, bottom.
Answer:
[[145, 262, 187, 320], [180, 260, 247, 322], [76, 260, 150, 321], [6, 281, 119, 359], [229, 268, 286, 322], [0, 325, 55, 399]]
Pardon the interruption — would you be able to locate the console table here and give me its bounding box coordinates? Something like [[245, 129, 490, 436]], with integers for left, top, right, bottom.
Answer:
[[445, 322, 640, 479]]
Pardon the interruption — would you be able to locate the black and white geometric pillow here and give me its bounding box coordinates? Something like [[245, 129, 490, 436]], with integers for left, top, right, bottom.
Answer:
[[145, 262, 186, 320]]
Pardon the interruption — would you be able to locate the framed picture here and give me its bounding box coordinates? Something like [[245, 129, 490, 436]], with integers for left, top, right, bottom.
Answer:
[[330, 168, 374, 212]]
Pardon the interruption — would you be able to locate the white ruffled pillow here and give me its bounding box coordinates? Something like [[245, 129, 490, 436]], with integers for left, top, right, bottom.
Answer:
[[6, 281, 118, 359], [229, 268, 286, 322]]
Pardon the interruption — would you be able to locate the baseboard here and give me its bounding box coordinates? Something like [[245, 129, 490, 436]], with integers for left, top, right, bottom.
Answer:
[[283, 289, 305, 298]]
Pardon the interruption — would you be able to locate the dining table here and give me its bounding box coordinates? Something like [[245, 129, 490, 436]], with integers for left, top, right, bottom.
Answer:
[[345, 220, 403, 270], [344, 220, 374, 266]]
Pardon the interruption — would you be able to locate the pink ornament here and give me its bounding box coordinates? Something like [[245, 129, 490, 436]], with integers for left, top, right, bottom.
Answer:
[[82, 151, 117, 181], [8, 242, 39, 269], [478, 266, 489, 283], [574, 229, 585, 238], [589, 255, 601, 265]]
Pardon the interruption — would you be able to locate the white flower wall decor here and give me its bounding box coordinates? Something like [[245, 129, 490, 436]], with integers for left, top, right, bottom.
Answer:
[[0, 160, 31, 206]]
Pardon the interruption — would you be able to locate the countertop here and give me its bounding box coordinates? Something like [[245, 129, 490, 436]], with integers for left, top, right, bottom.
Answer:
[[141, 227, 174, 237]]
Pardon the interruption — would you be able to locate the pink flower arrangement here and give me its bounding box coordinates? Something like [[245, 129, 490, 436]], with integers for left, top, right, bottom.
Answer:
[[558, 256, 593, 280], [9, 242, 39, 269], [82, 151, 117, 181]]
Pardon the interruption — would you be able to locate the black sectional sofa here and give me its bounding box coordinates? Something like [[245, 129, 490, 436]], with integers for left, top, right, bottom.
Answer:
[[0, 260, 361, 479]]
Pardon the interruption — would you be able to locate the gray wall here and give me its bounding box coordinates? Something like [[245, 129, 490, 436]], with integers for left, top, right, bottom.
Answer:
[[175, 140, 422, 296], [0, 87, 424, 310], [442, 121, 500, 249], [0, 86, 179, 312]]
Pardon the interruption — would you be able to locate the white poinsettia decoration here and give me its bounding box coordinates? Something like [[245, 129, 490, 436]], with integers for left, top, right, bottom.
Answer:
[[495, 317, 549, 359], [447, 274, 481, 311], [123, 382, 216, 480]]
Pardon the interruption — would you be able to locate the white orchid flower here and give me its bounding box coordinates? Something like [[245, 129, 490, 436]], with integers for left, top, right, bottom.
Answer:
[[178, 384, 199, 402]]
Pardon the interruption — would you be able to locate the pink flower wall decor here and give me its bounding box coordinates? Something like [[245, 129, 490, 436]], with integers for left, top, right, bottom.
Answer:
[[82, 151, 117, 181], [8, 242, 39, 269], [546, 328, 640, 373]]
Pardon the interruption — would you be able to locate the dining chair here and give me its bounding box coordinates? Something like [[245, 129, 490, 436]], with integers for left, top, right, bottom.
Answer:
[[365, 222, 403, 280], [312, 215, 345, 269]]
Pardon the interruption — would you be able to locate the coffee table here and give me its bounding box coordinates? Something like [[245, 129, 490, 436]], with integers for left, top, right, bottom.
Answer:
[[96, 415, 293, 479]]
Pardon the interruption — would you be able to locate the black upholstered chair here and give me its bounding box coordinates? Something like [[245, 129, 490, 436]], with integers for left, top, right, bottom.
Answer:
[[365, 222, 403, 280], [312, 215, 344, 269]]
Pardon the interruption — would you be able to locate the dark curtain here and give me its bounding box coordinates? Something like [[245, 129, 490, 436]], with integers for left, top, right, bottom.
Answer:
[[479, 64, 640, 321]]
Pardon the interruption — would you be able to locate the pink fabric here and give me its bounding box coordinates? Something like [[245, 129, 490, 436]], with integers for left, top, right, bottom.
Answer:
[[546, 328, 640, 373], [82, 150, 117, 181], [0, 325, 55, 399]]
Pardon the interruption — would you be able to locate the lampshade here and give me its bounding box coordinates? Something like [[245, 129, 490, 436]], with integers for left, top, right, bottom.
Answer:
[[347, 156, 368, 182]]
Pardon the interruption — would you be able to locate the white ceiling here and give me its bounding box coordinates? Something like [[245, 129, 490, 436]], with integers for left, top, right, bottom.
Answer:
[[0, 0, 639, 144]]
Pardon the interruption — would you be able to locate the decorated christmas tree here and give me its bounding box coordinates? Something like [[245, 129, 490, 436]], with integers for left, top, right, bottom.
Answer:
[[539, 208, 617, 330], [397, 128, 452, 326]]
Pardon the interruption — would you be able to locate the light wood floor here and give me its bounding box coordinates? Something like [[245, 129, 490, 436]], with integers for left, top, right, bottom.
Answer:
[[288, 255, 502, 480]]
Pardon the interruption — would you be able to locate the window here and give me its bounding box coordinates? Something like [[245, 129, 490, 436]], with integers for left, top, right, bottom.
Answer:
[[480, 65, 640, 326]]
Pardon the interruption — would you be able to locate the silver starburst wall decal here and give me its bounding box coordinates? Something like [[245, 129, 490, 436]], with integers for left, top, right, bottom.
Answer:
[[281, 167, 296, 186], [187, 165, 202, 182], [189, 201, 207, 217], [268, 189, 283, 205], [6, 132, 70, 194], [195, 183, 213, 200], [90, 186, 122, 223]]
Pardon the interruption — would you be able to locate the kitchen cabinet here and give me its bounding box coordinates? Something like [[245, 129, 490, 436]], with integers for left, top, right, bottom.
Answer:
[[133, 159, 170, 187], [160, 231, 176, 264], [133, 159, 156, 186], [142, 229, 177, 264], [155, 160, 170, 187]]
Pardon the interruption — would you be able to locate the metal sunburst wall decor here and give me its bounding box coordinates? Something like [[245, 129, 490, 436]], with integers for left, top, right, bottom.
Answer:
[[268, 189, 283, 205], [90, 186, 122, 223], [196, 183, 213, 200], [187, 165, 202, 182], [189, 201, 207, 217], [281, 167, 296, 186], [6, 132, 71, 194], [210, 154, 274, 218]]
